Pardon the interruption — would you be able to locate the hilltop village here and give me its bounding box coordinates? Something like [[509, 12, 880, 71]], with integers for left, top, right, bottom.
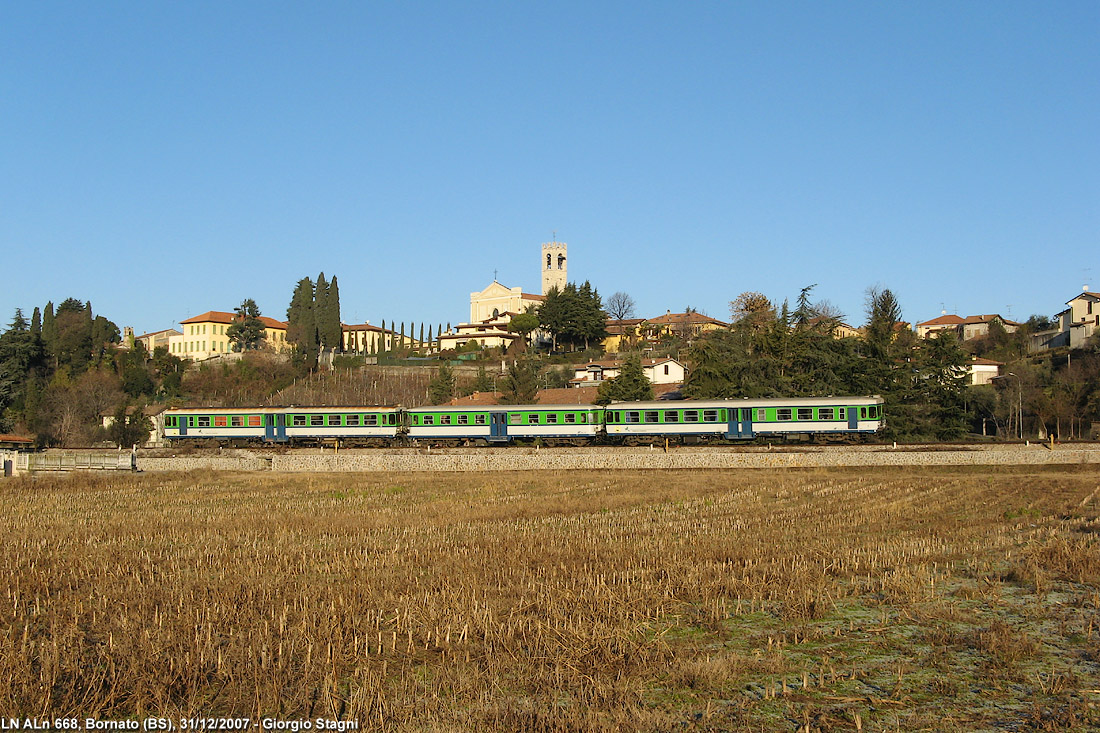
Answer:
[[0, 240, 1097, 449]]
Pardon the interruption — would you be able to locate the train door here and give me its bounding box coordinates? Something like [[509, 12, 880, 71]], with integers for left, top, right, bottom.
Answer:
[[264, 414, 276, 442], [178, 416, 188, 437], [739, 408, 754, 437], [275, 413, 287, 442], [489, 412, 508, 442], [848, 407, 859, 431]]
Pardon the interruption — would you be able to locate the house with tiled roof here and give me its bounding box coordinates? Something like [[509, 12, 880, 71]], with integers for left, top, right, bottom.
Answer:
[[968, 357, 1003, 386], [135, 327, 181, 353], [341, 322, 422, 354], [168, 311, 289, 360], [1042, 290, 1100, 350], [439, 312, 525, 351], [602, 318, 647, 352], [915, 313, 1019, 341], [646, 311, 729, 340], [569, 357, 686, 387]]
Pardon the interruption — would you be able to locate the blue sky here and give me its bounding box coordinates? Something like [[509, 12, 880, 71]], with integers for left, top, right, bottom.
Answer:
[[2, 2, 1097, 335]]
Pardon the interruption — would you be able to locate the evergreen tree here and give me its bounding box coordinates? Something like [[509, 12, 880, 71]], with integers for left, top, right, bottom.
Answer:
[[116, 340, 154, 397], [427, 363, 457, 404], [595, 354, 653, 405], [42, 302, 57, 360], [472, 365, 493, 392], [107, 402, 151, 448], [380, 320, 387, 354], [314, 273, 330, 350], [54, 299, 94, 373], [286, 277, 318, 366], [226, 299, 266, 351], [30, 307, 41, 335], [427, 325, 434, 350], [324, 275, 342, 351], [498, 359, 540, 404], [419, 323, 425, 349]]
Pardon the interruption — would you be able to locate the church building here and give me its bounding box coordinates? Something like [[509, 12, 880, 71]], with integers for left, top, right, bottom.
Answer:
[[440, 241, 567, 351]]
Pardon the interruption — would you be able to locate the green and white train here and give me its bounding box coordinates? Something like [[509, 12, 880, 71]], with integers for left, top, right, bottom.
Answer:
[[162, 397, 883, 446]]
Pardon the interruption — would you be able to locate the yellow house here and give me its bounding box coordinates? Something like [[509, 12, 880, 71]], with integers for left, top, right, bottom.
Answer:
[[645, 311, 729, 340], [602, 318, 647, 353], [169, 311, 289, 360]]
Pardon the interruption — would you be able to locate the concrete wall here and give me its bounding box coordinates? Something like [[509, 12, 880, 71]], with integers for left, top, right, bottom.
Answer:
[[132, 444, 1100, 474]]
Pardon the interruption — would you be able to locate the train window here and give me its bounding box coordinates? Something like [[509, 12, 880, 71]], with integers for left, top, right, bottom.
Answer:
[[529, 414, 540, 425], [869, 406, 879, 418], [797, 408, 813, 420], [231, 416, 244, 427], [684, 411, 699, 423], [346, 415, 360, 426], [214, 416, 227, 427], [626, 411, 640, 423], [777, 409, 792, 421], [860, 407, 867, 419], [440, 415, 452, 425], [579, 413, 587, 423], [197, 416, 211, 427], [328, 415, 342, 426], [475, 415, 487, 425], [756, 409, 766, 421], [564, 413, 576, 424], [703, 410, 718, 422], [546, 413, 558, 424], [365, 414, 378, 426], [509, 414, 521, 425], [644, 411, 659, 423], [292, 415, 307, 426], [818, 408, 834, 421], [741, 409, 752, 421], [253, 416, 263, 427], [457, 414, 469, 425], [310, 415, 324, 427], [423, 415, 434, 425], [664, 410, 678, 422]]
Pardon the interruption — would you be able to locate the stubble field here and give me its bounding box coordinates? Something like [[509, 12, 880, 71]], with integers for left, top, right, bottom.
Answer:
[[2, 466, 1100, 731]]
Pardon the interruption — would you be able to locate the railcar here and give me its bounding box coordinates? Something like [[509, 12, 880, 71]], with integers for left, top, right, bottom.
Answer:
[[406, 405, 604, 445], [282, 407, 402, 445], [604, 396, 883, 442], [163, 407, 283, 443], [163, 405, 402, 445]]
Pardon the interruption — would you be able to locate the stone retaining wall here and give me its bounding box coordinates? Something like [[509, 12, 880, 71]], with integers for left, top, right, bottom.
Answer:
[[135, 446, 1100, 473]]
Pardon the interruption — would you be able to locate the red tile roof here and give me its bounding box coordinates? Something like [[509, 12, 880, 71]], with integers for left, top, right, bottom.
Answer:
[[440, 383, 681, 407], [916, 314, 965, 327], [647, 312, 728, 327], [180, 311, 287, 329]]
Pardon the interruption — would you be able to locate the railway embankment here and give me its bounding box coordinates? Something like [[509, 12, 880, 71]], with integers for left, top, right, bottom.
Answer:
[[130, 443, 1100, 473]]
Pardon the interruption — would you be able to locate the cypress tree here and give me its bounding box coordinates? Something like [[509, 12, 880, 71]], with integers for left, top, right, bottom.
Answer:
[[380, 320, 386, 354], [419, 323, 425, 349], [427, 325, 433, 350], [286, 277, 318, 366], [326, 276, 342, 351], [315, 273, 329, 349], [42, 302, 56, 358], [498, 359, 540, 405], [30, 307, 41, 335]]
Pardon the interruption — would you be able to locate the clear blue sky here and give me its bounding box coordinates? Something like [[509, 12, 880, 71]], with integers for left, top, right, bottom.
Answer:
[[2, 1, 1097, 335]]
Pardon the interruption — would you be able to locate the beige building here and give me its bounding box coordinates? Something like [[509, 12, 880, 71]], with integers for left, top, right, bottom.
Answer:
[[968, 357, 1003, 386], [1053, 290, 1100, 349], [915, 313, 1019, 340], [169, 311, 289, 360], [468, 240, 565, 323], [439, 313, 521, 351], [135, 328, 181, 354], [569, 357, 687, 387]]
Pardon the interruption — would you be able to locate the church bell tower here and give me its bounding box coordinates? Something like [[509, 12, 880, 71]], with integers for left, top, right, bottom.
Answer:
[[541, 240, 567, 295]]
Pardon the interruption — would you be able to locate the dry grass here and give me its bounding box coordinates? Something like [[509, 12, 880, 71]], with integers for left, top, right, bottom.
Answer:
[[2, 466, 1099, 730]]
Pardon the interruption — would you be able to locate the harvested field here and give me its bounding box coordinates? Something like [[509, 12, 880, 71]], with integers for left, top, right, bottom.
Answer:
[[2, 467, 1100, 730]]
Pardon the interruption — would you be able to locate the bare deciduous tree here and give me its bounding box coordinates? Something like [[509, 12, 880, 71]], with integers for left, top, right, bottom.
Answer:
[[605, 292, 636, 322]]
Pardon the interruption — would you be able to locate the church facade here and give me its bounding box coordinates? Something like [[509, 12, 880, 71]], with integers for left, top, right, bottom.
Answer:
[[443, 241, 567, 351]]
